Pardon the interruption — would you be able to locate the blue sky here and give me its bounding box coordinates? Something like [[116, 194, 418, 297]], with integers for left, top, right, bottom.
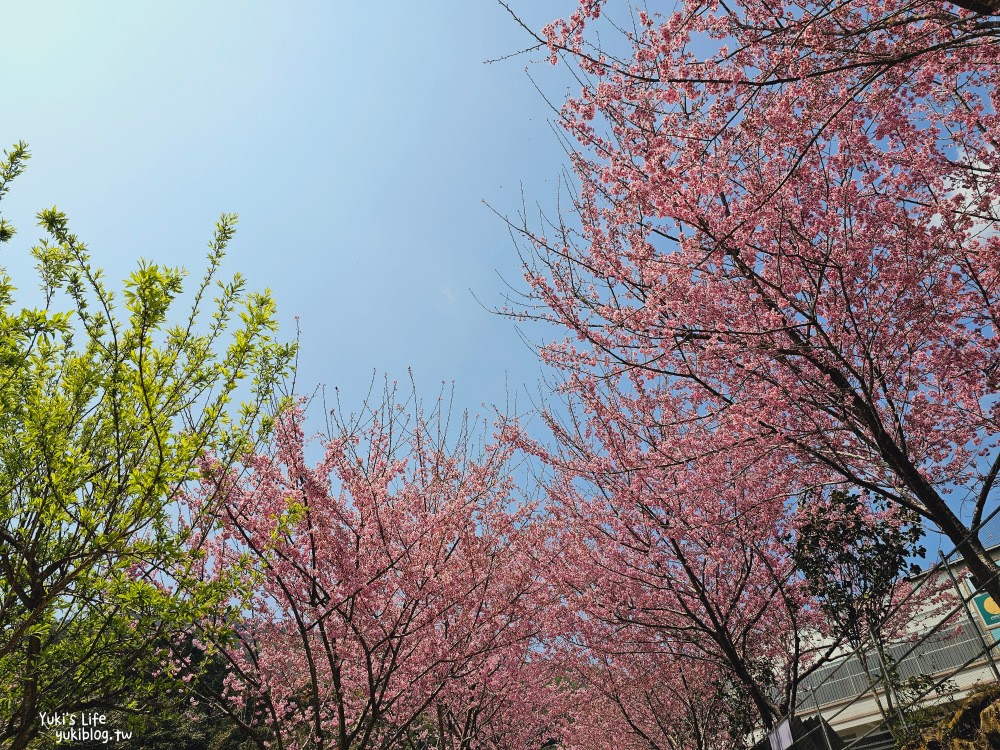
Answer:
[[0, 1, 574, 420]]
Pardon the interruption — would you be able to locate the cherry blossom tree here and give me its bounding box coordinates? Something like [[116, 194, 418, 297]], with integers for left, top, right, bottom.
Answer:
[[181, 392, 557, 750], [508, 0, 1000, 601], [412, 650, 565, 750], [522, 408, 832, 735], [558, 648, 757, 750]]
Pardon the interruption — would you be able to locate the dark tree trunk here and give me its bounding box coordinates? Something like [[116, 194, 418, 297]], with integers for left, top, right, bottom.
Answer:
[[947, 0, 1000, 15]]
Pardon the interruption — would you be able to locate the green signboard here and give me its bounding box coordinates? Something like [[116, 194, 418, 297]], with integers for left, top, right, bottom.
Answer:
[[973, 592, 1000, 628]]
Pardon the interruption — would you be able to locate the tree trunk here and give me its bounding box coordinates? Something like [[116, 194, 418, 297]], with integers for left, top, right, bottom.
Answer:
[[947, 0, 1000, 15], [919, 495, 1000, 606], [8, 633, 42, 750]]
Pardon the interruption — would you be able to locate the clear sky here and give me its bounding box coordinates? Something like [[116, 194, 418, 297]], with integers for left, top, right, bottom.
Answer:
[[0, 1, 575, 420]]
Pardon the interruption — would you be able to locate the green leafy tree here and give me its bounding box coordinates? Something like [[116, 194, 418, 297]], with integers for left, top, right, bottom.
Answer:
[[793, 490, 930, 736], [794, 490, 926, 648], [0, 143, 295, 750]]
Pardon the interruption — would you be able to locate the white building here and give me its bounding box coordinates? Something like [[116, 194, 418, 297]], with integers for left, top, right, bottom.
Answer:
[[796, 550, 1000, 750]]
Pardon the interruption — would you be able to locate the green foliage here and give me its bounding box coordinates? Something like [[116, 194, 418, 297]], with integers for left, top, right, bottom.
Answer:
[[794, 489, 930, 741], [793, 489, 925, 649], [100, 641, 261, 750], [0, 143, 295, 749]]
